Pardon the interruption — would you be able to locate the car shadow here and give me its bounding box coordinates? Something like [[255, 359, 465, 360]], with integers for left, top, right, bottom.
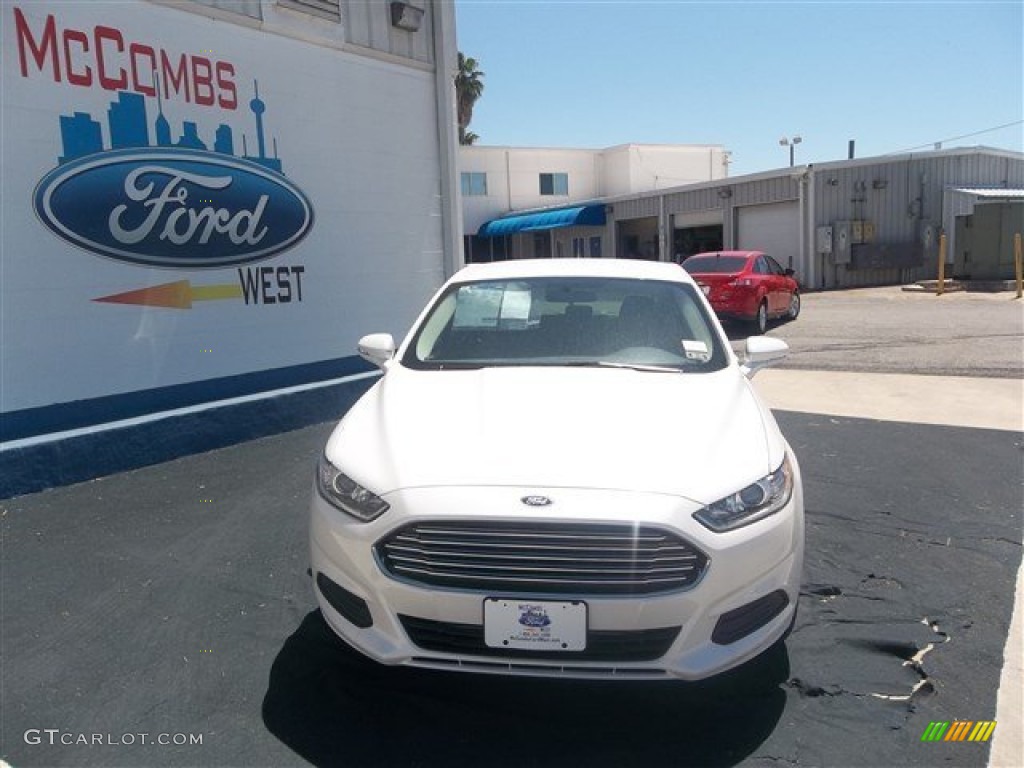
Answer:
[[725, 322, 752, 344], [724, 320, 773, 343], [262, 610, 789, 768]]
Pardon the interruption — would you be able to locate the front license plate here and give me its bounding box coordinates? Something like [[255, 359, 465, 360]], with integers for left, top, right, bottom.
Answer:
[[484, 598, 587, 651]]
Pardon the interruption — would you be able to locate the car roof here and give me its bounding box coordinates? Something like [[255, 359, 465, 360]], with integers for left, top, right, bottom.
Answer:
[[453, 258, 697, 286], [689, 250, 762, 260]]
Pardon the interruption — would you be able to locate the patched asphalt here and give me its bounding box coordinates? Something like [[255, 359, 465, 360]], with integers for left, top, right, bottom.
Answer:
[[2, 411, 1020, 768]]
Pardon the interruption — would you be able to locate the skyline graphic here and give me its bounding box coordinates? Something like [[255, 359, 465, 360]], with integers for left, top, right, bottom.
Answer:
[[57, 80, 283, 173]]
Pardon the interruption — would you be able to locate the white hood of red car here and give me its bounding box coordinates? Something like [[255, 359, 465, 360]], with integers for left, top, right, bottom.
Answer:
[[327, 364, 784, 505]]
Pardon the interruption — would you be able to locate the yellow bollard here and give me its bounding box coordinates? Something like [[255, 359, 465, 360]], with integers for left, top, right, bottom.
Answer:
[[1015, 233, 1022, 299], [937, 233, 946, 296]]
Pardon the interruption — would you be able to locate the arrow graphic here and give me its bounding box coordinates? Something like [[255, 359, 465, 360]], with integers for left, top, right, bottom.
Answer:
[[94, 280, 243, 309]]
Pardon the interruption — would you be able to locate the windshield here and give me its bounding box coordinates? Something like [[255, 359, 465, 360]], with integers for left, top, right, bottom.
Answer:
[[402, 276, 728, 372], [683, 256, 748, 274]]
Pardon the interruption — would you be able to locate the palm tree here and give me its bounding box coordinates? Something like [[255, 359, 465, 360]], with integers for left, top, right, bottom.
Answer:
[[455, 53, 484, 146]]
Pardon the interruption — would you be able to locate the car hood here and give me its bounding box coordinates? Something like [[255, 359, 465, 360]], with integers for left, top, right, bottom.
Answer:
[[327, 365, 784, 505]]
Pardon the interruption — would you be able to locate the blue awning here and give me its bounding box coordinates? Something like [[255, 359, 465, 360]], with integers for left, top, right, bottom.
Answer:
[[477, 205, 606, 238]]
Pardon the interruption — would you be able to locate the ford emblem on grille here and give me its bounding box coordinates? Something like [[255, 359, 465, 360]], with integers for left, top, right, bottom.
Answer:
[[521, 495, 552, 507]]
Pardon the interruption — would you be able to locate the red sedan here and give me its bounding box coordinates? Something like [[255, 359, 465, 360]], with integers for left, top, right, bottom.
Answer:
[[682, 250, 800, 334]]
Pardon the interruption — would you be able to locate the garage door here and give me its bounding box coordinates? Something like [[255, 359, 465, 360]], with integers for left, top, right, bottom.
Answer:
[[673, 210, 724, 230], [673, 211, 724, 261], [737, 201, 799, 269]]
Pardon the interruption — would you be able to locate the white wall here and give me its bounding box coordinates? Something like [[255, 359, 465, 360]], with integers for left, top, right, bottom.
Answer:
[[1, 1, 453, 425], [460, 146, 601, 233], [460, 143, 728, 234], [602, 144, 728, 196]]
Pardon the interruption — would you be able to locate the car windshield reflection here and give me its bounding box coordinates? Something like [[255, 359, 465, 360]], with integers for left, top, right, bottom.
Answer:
[[402, 276, 727, 372]]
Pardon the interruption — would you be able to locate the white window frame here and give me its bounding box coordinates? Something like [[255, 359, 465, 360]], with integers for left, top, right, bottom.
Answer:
[[539, 172, 569, 196], [461, 172, 488, 197]]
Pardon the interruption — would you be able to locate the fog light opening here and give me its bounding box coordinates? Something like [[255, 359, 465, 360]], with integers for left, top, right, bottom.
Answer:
[[316, 572, 373, 629]]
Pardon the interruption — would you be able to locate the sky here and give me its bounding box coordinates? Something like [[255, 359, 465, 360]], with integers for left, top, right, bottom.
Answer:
[[454, 1, 1024, 177]]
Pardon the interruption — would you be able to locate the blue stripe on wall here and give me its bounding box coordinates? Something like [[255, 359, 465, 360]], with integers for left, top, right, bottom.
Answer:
[[0, 369, 377, 499], [1, 356, 373, 442]]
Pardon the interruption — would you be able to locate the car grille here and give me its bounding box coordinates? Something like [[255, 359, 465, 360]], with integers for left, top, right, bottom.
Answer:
[[375, 521, 708, 595], [399, 615, 681, 662]]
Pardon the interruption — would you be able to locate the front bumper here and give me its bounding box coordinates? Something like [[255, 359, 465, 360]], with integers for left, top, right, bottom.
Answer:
[[310, 476, 804, 681]]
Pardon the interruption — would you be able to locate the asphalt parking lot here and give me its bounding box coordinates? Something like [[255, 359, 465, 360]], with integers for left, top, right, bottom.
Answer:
[[2, 287, 1022, 768], [763, 286, 1024, 378]]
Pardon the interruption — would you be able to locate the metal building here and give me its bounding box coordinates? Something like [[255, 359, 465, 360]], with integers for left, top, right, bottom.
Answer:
[[478, 147, 1024, 290]]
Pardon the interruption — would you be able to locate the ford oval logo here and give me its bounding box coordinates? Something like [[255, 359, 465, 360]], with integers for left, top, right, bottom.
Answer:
[[521, 495, 553, 507], [33, 148, 313, 269]]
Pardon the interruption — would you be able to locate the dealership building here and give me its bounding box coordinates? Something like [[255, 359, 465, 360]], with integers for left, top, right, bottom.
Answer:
[[1, 0, 459, 496], [464, 146, 1024, 290]]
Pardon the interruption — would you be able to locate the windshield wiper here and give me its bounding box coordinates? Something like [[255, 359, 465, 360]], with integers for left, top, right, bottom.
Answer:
[[564, 361, 685, 373], [598, 361, 686, 373]]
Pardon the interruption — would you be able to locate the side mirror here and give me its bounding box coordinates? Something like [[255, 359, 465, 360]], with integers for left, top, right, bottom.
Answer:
[[784, 268, 795, 276], [357, 333, 396, 370], [740, 336, 789, 378]]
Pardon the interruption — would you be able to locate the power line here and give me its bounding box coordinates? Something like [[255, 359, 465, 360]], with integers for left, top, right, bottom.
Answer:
[[887, 120, 1024, 154]]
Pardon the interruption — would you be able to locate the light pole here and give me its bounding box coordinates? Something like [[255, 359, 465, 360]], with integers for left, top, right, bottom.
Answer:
[[779, 135, 802, 167]]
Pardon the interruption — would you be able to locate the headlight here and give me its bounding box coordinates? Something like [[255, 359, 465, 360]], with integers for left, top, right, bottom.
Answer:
[[694, 455, 793, 532], [316, 453, 390, 522]]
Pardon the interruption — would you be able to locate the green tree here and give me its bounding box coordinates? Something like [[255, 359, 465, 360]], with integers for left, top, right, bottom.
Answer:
[[455, 53, 484, 146]]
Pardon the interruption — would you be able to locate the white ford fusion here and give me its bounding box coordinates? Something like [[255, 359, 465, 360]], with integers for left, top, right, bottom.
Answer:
[[310, 258, 803, 680]]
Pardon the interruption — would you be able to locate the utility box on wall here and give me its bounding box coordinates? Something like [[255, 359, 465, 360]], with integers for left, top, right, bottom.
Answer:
[[816, 226, 833, 254], [849, 219, 876, 244], [832, 220, 852, 265]]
